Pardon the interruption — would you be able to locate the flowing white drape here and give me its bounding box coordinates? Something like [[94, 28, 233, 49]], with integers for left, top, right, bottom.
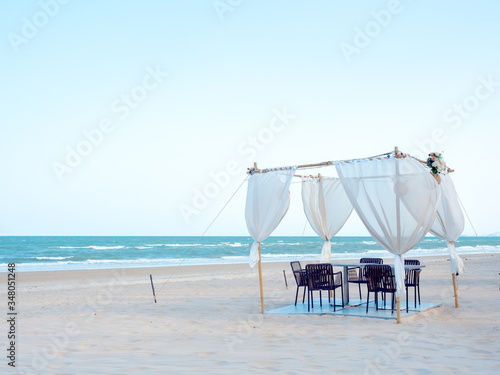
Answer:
[[336, 157, 441, 296], [301, 177, 353, 262], [430, 174, 465, 274], [245, 168, 296, 268]]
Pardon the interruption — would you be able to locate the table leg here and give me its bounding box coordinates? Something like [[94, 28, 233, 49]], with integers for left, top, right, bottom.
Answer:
[[343, 266, 349, 305]]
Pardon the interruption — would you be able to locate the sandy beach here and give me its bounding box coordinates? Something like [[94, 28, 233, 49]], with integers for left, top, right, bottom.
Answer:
[[4, 1, 500, 374], [4, 254, 500, 374]]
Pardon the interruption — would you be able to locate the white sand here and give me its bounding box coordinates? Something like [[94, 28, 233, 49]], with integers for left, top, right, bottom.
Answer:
[[4, 254, 500, 374]]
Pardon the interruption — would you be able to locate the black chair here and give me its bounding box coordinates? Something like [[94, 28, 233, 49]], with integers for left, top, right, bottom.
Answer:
[[365, 265, 397, 314], [348, 258, 383, 299], [305, 264, 343, 312], [290, 261, 308, 306], [404, 259, 421, 312]]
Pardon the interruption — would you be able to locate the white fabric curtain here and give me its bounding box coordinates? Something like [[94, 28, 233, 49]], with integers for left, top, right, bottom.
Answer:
[[430, 174, 465, 274], [245, 168, 296, 268], [336, 157, 441, 296], [301, 177, 353, 262]]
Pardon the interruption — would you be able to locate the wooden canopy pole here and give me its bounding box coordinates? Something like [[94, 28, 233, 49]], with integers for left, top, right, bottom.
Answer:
[[397, 297, 401, 323], [452, 273, 459, 308], [249, 161, 333, 174], [253, 162, 265, 314], [248, 148, 454, 175], [395, 149, 402, 324], [258, 243, 265, 313]]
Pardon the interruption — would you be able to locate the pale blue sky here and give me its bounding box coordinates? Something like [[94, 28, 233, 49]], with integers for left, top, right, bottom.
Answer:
[[1, 0, 499, 236]]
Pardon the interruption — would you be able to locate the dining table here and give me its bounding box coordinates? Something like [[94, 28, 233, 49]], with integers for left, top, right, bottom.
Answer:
[[331, 262, 425, 306]]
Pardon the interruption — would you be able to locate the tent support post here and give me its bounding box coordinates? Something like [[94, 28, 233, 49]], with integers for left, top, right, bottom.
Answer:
[[395, 156, 402, 325], [452, 273, 459, 308], [258, 243, 265, 313], [397, 297, 401, 324]]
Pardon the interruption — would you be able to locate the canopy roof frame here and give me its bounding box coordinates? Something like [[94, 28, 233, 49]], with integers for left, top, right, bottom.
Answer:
[[247, 147, 454, 176]]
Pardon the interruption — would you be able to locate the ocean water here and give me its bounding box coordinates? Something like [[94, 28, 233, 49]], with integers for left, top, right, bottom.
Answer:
[[1, 236, 499, 272]]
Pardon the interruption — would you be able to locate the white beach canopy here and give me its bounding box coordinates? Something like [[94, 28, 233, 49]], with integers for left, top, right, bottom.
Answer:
[[244, 148, 460, 320], [336, 156, 441, 298], [301, 177, 353, 262], [430, 173, 465, 275], [245, 167, 296, 268]]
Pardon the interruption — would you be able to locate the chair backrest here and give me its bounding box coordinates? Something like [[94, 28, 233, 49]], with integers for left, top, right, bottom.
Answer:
[[364, 265, 383, 292], [365, 265, 394, 292], [405, 268, 420, 285], [404, 260, 421, 285], [291, 261, 302, 273], [348, 267, 359, 281], [381, 265, 396, 291], [305, 263, 334, 290], [291, 261, 307, 286], [360, 258, 383, 264], [358, 258, 383, 281], [404, 259, 420, 265]]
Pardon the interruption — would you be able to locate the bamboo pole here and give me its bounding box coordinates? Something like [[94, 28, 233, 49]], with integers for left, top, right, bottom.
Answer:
[[397, 297, 401, 324], [249, 161, 334, 174], [258, 243, 265, 313], [394, 146, 405, 159], [452, 273, 459, 308], [252, 161, 265, 313], [248, 149, 454, 174], [395, 151, 402, 324]]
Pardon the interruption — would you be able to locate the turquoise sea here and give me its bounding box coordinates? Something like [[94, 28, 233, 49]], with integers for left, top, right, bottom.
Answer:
[[1, 236, 500, 272]]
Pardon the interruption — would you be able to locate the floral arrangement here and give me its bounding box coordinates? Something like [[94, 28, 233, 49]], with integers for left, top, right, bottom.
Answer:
[[427, 152, 446, 174]]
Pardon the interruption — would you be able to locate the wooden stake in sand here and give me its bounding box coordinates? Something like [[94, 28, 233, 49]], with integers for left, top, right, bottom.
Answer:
[[283, 270, 288, 289], [452, 273, 459, 308], [150, 274, 157, 303], [258, 243, 265, 313]]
